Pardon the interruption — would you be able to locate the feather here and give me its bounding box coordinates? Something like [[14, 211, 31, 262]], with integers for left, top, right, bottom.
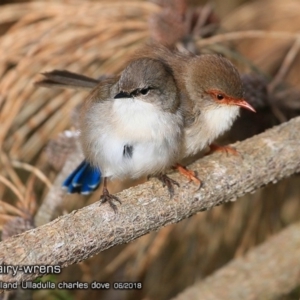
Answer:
[[62, 160, 101, 194], [81, 167, 102, 195], [35, 70, 99, 90]]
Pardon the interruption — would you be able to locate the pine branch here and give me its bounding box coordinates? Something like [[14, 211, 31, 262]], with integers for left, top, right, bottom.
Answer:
[[0, 116, 300, 285]]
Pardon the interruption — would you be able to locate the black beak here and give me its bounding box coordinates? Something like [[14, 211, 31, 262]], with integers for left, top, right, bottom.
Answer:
[[114, 91, 131, 99]]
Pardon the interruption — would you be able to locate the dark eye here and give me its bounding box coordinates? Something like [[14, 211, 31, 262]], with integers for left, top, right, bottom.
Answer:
[[140, 88, 150, 95], [217, 94, 224, 100]]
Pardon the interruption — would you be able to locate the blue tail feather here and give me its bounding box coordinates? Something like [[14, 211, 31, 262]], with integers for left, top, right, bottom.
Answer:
[[81, 167, 101, 195], [62, 162, 84, 189], [62, 160, 101, 194], [71, 161, 89, 187]]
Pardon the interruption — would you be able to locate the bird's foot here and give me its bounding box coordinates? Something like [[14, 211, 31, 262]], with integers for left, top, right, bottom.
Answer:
[[207, 144, 239, 156], [100, 187, 122, 213], [174, 164, 202, 190], [157, 174, 180, 198]]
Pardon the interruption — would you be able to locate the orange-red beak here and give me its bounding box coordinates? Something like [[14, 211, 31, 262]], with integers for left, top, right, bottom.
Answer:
[[233, 99, 256, 113]]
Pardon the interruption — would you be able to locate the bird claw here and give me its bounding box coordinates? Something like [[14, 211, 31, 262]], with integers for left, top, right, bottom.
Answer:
[[207, 144, 239, 156], [100, 187, 122, 213], [157, 174, 180, 198], [174, 164, 202, 190]]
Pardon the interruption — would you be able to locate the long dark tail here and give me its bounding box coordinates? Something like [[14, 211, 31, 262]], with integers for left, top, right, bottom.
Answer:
[[35, 70, 100, 90]]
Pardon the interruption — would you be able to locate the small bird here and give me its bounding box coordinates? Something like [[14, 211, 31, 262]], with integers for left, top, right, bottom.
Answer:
[[154, 48, 256, 184], [42, 57, 184, 211], [133, 46, 256, 158], [38, 45, 255, 186]]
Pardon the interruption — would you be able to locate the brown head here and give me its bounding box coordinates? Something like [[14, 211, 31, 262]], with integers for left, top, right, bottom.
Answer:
[[185, 55, 255, 112]]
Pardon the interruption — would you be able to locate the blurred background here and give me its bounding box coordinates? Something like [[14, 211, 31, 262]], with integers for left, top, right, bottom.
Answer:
[[1, 0, 300, 299]]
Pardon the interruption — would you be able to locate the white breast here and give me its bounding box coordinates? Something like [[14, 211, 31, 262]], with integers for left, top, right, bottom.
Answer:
[[183, 105, 239, 157], [203, 105, 239, 140], [83, 98, 182, 179], [111, 98, 167, 141]]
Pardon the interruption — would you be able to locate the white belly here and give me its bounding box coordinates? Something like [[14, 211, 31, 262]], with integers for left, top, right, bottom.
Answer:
[[83, 98, 182, 179]]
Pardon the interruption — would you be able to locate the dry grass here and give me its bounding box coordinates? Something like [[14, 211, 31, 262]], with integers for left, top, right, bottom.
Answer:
[[0, 1, 158, 162], [222, 0, 300, 86]]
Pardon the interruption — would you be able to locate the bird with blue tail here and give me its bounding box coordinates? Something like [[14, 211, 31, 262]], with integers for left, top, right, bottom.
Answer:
[[38, 57, 184, 213], [63, 160, 102, 195]]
